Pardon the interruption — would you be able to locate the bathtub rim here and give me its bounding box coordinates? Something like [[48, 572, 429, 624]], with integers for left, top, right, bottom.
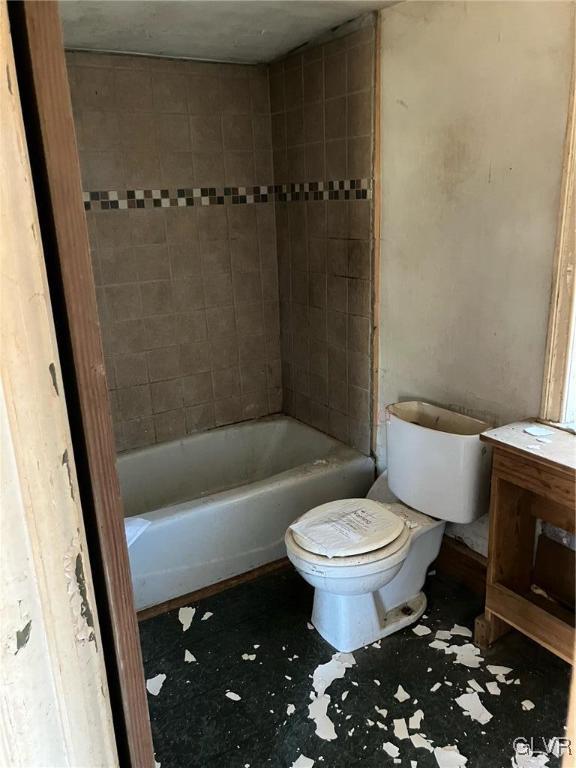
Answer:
[[124, 444, 373, 524]]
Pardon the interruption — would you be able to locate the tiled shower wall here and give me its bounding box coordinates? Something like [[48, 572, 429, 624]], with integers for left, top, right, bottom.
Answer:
[[67, 53, 282, 451], [270, 25, 375, 454]]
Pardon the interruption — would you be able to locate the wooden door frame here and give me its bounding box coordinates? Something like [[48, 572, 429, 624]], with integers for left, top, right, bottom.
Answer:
[[7, 2, 154, 765], [541, 27, 575, 426]]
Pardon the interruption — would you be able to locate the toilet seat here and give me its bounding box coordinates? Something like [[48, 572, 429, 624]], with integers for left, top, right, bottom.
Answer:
[[290, 498, 406, 558], [286, 523, 411, 571]]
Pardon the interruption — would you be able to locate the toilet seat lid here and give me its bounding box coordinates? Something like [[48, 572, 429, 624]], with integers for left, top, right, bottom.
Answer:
[[289, 499, 405, 558]]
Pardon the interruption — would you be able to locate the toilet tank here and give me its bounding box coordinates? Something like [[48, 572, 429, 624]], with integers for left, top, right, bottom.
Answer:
[[386, 401, 492, 524]]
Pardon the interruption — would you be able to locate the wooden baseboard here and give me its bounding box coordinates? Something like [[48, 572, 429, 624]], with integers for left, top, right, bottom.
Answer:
[[435, 536, 487, 597], [137, 557, 292, 622]]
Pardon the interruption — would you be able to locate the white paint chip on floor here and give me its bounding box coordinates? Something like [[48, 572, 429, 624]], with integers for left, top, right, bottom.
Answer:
[[375, 706, 388, 719], [178, 606, 195, 632], [431, 682, 441, 692], [413, 624, 432, 636], [242, 653, 256, 661], [225, 691, 241, 701], [486, 681, 501, 696], [430, 639, 450, 650], [146, 673, 166, 696], [308, 652, 356, 741], [394, 717, 410, 740], [434, 744, 468, 767], [487, 665, 512, 677], [184, 650, 196, 663], [455, 692, 493, 725], [522, 700, 535, 711], [467, 680, 483, 693], [435, 630, 453, 641], [394, 684, 410, 702], [308, 694, 337, 741], [448, 643, 483, 669], [411, 733, 434, 752], [409, 709, 424, 729], [287, 704, 296, 716], [290, 755, 315, 768], [312, 653, 356, 696], [449, 624, 472, 638], [201, 611, 213, 621], [383, 742, 400, 758]]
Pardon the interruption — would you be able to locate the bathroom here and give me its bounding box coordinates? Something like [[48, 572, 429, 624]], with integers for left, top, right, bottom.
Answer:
[[10, 0, 573, 765]]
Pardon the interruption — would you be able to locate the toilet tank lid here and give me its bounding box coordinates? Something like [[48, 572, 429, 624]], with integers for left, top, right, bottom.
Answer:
[[289, 498, 405, 558]]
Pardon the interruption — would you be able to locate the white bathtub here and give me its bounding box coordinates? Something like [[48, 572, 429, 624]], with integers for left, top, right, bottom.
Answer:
[[118, 415, 375, 610]]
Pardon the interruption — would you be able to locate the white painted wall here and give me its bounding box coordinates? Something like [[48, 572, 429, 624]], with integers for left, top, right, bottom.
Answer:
[[375, 1, 574, 468]]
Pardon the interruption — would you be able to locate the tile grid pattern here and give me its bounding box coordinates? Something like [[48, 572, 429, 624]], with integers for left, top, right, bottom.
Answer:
[[67, 52, 282, 451], [270, 26, 376, 454], [82, 178, 373, 210]]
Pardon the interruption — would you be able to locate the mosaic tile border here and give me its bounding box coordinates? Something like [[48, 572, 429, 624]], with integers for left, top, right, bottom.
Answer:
[[83, 178, 373, 211]]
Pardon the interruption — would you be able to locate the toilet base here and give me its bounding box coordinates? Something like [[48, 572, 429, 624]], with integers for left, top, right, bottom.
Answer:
[[312, 590, 427, 653]]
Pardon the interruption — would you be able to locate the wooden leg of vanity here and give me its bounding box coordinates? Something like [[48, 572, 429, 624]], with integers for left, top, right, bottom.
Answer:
[[474, 610, 510, 648]]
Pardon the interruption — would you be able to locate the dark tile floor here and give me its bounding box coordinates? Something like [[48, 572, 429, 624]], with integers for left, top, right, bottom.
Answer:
[[139, 570, 571, 768]]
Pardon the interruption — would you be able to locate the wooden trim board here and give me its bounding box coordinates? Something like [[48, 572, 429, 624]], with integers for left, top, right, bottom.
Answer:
[[138, 558, 292, 622], [541, 18, 576, 424], [370, 12, 382, 456], [8, 3, 154, 765], [487, 582, 575, 664]]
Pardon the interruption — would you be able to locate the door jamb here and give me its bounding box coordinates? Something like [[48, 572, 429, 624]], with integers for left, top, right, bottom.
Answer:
[[7, 2, 154, 765]]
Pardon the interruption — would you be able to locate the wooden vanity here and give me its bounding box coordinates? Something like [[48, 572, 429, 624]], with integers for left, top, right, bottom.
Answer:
[[474, 421, 575, 663]]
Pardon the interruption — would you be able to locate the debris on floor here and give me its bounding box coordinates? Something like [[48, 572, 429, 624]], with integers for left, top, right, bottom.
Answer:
[[146, 673, 166, 696], [139, 571, 570, 768], [178, 606, 195, 631]]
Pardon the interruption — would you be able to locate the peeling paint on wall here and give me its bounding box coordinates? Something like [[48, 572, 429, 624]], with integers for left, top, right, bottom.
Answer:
[[61, 450, 75, 500], [64, 538, 96, 645], [49, 363, 59, 396], [15, 619, 32, 654]]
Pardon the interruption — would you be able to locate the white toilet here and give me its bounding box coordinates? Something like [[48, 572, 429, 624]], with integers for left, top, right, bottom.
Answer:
[[285, 401, 491, 652]]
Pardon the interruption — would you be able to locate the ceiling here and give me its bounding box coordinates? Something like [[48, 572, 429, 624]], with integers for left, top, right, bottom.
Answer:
[[59, 1, 392, 64]]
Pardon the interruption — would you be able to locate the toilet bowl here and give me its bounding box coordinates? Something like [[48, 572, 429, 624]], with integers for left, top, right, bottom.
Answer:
[[285, 401, 491, 652]]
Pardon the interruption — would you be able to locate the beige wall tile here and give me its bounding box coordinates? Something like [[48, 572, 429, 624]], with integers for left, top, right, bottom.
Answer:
[[212, 366, 241, 400], [114, 352, 148, 388], [185, 403, 215, 433], [72, 37, 375, 452], [182, 372, 213, 406], [189, 115, 223, 152], [154, 409, 186, 442], [347, 91, 373, 137], [118, 384, 152, 420], [325, 97, 347, 141], [140, 280, 173, 315], [152, 72, 188, 113], [214, 396, 243, 426], [115, 68, 154, 111], [146, 346, 181, 382], [151, 379, 183, 413], [123, 417, 155, 450], [187, 75, 221, 115]]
